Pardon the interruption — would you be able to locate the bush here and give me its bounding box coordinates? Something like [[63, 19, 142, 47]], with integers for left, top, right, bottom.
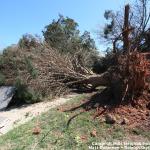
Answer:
[[92, 52, 118, 74], [0, 73, 5, 85], [24, 56, 38, 78], [0, 56, 4, 65], [92, 59, 107, 74], [13, 78, 41, 104]]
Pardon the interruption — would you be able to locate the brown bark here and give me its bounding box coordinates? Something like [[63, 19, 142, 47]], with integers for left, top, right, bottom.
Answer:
[[123, 4, 130, 53], [67, 71, 111, 89]]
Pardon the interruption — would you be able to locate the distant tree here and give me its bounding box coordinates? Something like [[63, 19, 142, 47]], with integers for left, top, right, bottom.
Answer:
[[101, 0, 150, 52], [43, 15, 99, 67], [18, 34, 41, 49], [80, 31, 96, 50], [42, 15, 79, 53]]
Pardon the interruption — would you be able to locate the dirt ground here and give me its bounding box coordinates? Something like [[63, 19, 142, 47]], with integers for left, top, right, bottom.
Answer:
[[0, 94, 77, 135]]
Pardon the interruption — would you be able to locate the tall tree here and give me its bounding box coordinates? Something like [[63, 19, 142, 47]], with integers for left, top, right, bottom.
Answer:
[[42, 15, 80, 54], [43, 15, 99, 67], [101, 0, 150, 52]]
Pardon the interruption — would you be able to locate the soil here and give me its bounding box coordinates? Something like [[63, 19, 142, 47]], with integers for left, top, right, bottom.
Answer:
[[65, 91, 150, 131]]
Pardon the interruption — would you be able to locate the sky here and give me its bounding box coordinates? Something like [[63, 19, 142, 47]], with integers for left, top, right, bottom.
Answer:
[[0, 0, 131, 51]]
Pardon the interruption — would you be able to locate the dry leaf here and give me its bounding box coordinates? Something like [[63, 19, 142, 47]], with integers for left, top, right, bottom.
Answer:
[[90, 129, 97, 137]]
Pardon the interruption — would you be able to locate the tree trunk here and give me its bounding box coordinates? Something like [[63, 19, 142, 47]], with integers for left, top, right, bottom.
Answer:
[[67, 71, 111, 88], [123, 4, 130, 53]]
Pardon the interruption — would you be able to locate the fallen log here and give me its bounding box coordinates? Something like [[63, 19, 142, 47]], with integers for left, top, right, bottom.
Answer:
[[67, 71, 111, 89], [1, 43, 149, 104]]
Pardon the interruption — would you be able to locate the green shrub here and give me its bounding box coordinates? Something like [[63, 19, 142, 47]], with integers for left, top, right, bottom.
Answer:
[[0, 56, 5, 65], [24, 56, 38, 78], [14, 78, 41, 104], [0, 73, 5, 85]]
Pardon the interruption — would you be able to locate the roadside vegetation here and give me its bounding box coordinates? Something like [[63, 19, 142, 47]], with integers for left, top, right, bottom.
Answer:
[[0, 94, 149, 150]]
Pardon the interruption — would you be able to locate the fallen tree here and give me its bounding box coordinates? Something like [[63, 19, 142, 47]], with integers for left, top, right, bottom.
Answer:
[[0, 43, 96, 103], [1, 39, 150, 105], [67, 3, 150, 104]]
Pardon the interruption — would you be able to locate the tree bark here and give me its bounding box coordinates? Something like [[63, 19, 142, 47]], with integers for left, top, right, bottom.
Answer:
[[67, 70, 112, 89], [123, 4, 130, 53]]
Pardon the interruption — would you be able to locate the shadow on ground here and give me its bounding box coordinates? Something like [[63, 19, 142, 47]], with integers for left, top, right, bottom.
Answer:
[[65, 88, 118, 112]]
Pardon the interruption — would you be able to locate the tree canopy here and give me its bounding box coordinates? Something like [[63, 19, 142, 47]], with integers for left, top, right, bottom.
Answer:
[[101, 0, 150, 52], [42, 15, 99, 67]]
